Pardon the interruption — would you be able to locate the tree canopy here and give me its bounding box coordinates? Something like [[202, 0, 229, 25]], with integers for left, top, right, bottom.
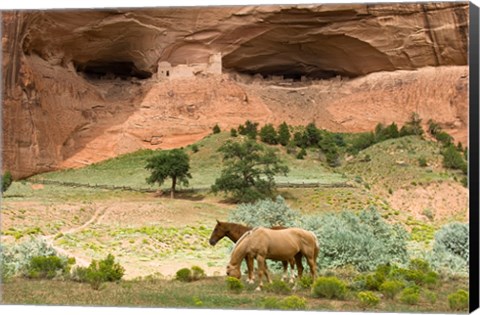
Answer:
[[211, 139, 289, 203], [145, 149, 192, 198]]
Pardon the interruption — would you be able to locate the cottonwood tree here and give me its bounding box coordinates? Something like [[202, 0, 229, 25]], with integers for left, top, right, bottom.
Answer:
[[212, 139, 289, 203], [145, 149, 192, 198]]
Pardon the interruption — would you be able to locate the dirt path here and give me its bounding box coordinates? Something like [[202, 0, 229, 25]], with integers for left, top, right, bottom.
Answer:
[[43, 204, 108, 267]]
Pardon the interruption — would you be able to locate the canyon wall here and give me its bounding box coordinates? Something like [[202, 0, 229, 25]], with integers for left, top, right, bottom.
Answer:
[[1, 3, 469, 178]]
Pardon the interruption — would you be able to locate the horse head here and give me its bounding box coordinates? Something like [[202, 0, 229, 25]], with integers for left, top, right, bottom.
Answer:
[[209, 219, 228, 246], [226, 263, 241, 279]]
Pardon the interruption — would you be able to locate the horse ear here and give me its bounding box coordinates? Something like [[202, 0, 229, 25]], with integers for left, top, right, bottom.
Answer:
[[216, 219, 220, 224]]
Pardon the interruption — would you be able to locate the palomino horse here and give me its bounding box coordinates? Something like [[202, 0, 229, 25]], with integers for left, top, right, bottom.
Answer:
[[209, 220, 301, 283], [226, 227, 319, 290]]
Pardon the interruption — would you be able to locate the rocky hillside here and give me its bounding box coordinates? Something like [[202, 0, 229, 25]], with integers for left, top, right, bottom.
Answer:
[[1, 3, 469, 178]]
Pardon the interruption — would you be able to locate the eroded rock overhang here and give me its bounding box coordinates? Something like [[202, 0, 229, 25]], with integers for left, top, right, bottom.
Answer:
[[16, 2, 468, 81]]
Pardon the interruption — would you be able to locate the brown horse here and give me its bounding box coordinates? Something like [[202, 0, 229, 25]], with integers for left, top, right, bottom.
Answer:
[[209, 220, 300, 283], [226, 227, 319, 290]]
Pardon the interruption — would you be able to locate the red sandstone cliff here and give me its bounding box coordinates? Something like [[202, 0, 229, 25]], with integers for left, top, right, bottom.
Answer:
[[1, 3, 469, 178]]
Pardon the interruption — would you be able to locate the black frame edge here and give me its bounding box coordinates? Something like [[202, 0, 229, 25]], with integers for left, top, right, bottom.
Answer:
[[469, 1, 480, 313]]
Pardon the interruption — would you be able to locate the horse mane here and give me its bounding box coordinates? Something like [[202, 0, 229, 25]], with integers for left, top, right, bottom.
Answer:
[[234, 229, 252, 248]]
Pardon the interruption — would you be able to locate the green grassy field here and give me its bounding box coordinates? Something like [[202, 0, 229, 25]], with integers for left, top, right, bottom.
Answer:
[[2, 272, 468, 312], [29, 132, 347, 191]]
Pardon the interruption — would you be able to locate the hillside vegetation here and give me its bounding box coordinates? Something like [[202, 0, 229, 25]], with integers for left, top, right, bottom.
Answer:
[[1, 120, 469, 312]]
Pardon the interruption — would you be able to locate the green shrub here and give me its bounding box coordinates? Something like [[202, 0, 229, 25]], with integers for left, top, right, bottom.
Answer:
[[348, 132, 375, 154], [230, 128, 238, 137], [277, 122, 291, 146], [263, 279, 291, 295], [379, 280, 404, 299], [26, 255, 74, 279], [418, 157, 428, 167], [2, 171, 13, 193], [175, 268, 192, 282], [279, 295, 307, 310], [400, 112, 424, 137], [399, 286, 420, 305], [191, 266, 206, 281], [191, 144, 199, 153], [238, 120, 258, 139], [225, 276, 244, 293], [72, 254, 124, 290], [259, 124, 278, 145], [435, 131, 454, 146], [212, 124, 221, 134], [364, 273, 384, 291], [311, 276, 347, 300], [442, 145, 467, 173], [298, 275, 313, 289], [296, 148, 307, 159], [357, 291, 380, 308], [448, 289, 469, 311]]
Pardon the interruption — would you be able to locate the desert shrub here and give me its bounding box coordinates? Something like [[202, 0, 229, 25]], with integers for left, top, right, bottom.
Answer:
[[279, 295, 307, 310], [311, 276, 347, 300], [228, 195, 300, 227], [0, 238, 58, 279], [190, 266, 206, 280], [348, 132, 376, 154], [296, 148, 307, 159], [380, 280, 405, 299], [277, 122, 291, 146], [2, 171, 13, 193], [418, 157, 428, 167], [427, 119, 441, 135], [225, 276, 244, 293], [263, 279, 291, 295], [212, 124, 221, 134], [442, 145, 467, 174], [26, 255, 74, 279], [435, 131, 454, 146], [175, 268, 192, 282], [448, 289, 469, 311], [191, 144, 199, 153], [72, 254, 124, 290], [357, 291, 380, 308], [399, 286, 420, 305], [300, 207, 408, 271], [298, 275, 314, 289], [259, 124, 278, 145], [429, 222, 469, 274], [238, 120, 258, 139], [230, 128, 238, 137], [400, 112, 424, 137]]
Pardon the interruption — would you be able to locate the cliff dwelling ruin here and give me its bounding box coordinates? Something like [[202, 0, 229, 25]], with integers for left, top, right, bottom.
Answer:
[[2, 3, 470, 178]]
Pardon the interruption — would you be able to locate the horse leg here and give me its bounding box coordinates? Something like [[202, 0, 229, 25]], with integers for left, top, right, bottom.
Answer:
[[255, 256, 266, 291], [305, 253, 317, 280], [246, 256, 255, 284], [288, 258, 296, 283], [281, 260, 288, 282], [295, 252, 304, 279]]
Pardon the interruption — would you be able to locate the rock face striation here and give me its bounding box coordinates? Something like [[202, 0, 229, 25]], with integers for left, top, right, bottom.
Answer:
[[2, 3, 469, 178]]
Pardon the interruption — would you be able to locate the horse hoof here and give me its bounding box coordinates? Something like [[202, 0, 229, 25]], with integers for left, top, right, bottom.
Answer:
[[247, 279, 254, 284], [255, 287, 262, 291]]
